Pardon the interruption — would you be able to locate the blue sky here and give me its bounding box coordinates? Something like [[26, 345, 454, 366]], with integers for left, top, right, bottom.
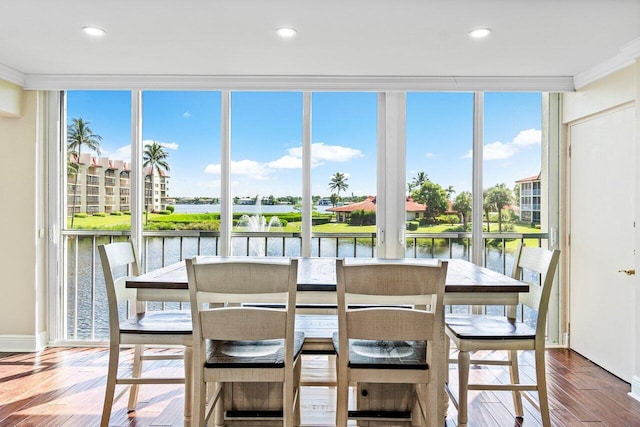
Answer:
[[67, 91, 541, 198]]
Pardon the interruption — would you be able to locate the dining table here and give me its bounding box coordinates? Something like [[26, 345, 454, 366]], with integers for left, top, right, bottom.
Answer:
[[126, 256, 528, 427]]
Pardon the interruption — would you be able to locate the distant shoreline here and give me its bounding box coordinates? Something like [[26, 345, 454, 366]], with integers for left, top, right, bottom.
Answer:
[[174, 204, 332, 214]]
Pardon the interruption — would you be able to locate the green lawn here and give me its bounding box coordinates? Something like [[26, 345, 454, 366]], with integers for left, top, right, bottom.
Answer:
[[68, 214, 542, 242]]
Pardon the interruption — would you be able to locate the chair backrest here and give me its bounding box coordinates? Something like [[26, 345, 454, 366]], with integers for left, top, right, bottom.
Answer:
[[98, 241, 141, 340], [512, 242, 561, 335], [336, 258, 447, 348], [186, 257, 298, 359]]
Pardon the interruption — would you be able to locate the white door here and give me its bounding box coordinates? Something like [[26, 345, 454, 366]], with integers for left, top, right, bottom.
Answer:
[[569, 106, 636, 381]]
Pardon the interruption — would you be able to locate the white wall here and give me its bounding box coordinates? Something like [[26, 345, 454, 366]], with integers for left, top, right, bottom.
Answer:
[[563, 64, 639, 397], [0, 88, 47, 351]]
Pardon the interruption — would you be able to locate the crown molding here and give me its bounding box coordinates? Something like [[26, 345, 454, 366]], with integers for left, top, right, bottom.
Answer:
[[0, 62, 26, 86], [23, 74, 575, 92], [574, 37, 640, 90]]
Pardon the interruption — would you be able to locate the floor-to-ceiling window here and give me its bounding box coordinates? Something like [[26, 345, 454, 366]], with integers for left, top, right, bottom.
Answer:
[[57, 89, 555, 343], [406, 92, 474, 260], [64, 90, 131, 340], [230, 92, 302, 256], [142, 91, 221, 268], [312, 92, 377, 257]]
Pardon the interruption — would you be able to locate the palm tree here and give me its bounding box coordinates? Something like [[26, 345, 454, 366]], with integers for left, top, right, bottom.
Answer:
[[143, 141, 170, 216], [328, 172, 349, 205], [67, 118, 102, 228], [412, 171, 428, 188]]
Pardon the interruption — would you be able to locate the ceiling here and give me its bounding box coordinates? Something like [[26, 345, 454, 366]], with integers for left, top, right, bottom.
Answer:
[[1, 0, 639, 90]]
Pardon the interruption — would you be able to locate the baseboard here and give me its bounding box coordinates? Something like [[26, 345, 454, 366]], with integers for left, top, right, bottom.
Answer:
[[629, 376, 640, 402], [0, 332, 47, 352]]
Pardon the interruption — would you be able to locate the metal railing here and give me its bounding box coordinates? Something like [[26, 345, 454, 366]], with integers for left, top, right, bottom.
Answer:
[[60, 229, 548, 341]]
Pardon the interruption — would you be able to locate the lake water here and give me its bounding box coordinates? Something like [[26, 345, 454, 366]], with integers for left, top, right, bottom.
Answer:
[[175, 204, 333, 214], [65, 226, 530, 340]]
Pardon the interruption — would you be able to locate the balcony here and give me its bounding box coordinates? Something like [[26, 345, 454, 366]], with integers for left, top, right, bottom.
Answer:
[[61, 229, 547, 341]]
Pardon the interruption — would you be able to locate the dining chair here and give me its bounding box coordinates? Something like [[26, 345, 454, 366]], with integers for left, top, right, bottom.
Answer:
[[445, 243, 560, 427], [185, 256, 303, 427], [98, 241, 192, 427], [334, 258, 448, 427]]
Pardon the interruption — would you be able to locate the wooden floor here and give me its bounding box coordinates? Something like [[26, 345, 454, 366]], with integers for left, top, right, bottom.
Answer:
[[1, 347, 639, 426]]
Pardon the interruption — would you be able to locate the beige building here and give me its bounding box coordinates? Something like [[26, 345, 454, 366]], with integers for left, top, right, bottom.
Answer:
[[68, 153, 170, 216]]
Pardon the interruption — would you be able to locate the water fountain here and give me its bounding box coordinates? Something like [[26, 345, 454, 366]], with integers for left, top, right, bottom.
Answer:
[[234, 196, 283, 256]]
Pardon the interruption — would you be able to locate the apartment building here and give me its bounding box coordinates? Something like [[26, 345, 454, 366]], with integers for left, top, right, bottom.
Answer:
[[67, 153, 170, 216], [516, 173, 541, 225]]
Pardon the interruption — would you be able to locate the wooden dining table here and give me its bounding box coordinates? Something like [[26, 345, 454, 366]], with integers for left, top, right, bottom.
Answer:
[[126, 256, 527, 427]]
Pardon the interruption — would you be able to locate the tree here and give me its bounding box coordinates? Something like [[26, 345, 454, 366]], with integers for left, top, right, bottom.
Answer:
[[143, 141, 170, 215], [513, 183, 521, 207], [445, 185, 456, 200], [485, 183, 514, 232], [67, 117, 102, 228], [330, 193, 339, 208], [328, 172, 349, 203], [411, 180, 448, 223], [412, 171, 428, 188], [452, 191, 472, 228], [483, 189, 492, 232]]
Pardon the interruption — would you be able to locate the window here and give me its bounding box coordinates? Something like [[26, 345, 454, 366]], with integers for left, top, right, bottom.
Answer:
[[312, 92, 377, 257]]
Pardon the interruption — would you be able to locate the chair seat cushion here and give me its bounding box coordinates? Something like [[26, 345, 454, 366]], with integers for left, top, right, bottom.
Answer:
[[205, 331, 305, 368], [445, 314, 536, 340], [332, 333, 427, 370], [120, 310, 192, 334]]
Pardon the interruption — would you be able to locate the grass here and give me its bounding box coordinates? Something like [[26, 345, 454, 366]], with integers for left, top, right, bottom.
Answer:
[[67, 213, 542, 244]]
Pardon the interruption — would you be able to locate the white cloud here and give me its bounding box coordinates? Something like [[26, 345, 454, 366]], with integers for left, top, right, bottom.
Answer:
[[183, 111, 192, 118], [270, 142, 364, 169], [463, 128, 540, 160], [143, 139, 179, 151], [311, 142, 364, 162], [483, 141, 519, 160], [512, 128, 541, 146], [268, 155, 302, 169], [205, 159, 273, 180], [425, 152, 436, 158]]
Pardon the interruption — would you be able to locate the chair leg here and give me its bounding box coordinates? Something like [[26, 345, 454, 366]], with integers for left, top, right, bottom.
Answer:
[[284, 367, 294, 427], [101, 344, 120, 427], [509, 349, 524, 417], [214, 383, 225, 427], [535, 348, 551, 427], [335, 356, 348, 427], [445, 334, 451, 385], [183, 346, 193, 426], [457, 350, 470, 427], [127, 344, 143, 411]]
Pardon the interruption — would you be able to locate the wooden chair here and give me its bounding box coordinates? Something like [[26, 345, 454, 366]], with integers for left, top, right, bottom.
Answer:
[[445, 243, 560, 427], [186, 257, 303, 427], [334, 258, 448, 426], [98, 241, 192, 427]]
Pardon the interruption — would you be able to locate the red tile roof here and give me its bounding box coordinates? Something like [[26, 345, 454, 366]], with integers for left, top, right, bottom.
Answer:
[[327, 196, 427, 213]]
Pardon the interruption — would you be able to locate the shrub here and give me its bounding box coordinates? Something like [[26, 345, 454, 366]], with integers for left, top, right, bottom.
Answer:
[[312, 217, 332, 225], [124, 211, 131, 215], [74, 213, 88, 218], [166, 205, 175, 213], [92, 212, 106, 217], [406, 221, 419, 231], [110, 211, 123, 216], [349, 209, 376, 226], [158, 210, 171, 215]]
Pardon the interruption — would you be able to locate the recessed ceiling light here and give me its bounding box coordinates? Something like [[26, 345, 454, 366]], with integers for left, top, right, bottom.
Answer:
[[276, 27, 297, 38], [82, 26, 106, 37], [469, 28, 491, 39]]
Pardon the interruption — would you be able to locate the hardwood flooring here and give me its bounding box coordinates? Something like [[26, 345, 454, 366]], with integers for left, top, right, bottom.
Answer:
[[0, 347, 639, 426]]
